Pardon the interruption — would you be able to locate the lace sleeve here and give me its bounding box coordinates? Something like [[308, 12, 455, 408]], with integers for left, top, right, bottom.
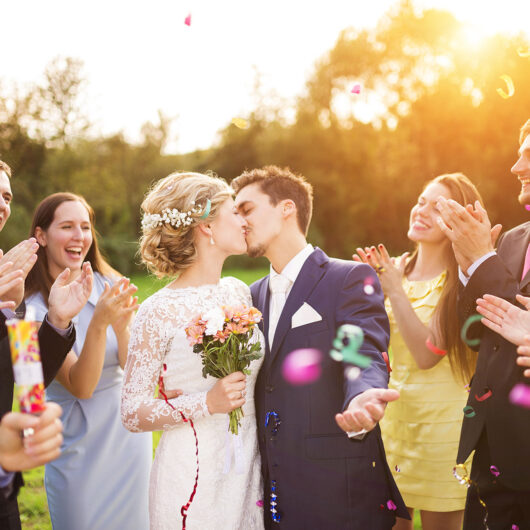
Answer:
[[120, 297, 210, 433]]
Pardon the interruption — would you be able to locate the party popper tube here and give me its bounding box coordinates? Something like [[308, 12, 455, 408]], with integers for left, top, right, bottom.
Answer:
[[6, 311, 45, 414]]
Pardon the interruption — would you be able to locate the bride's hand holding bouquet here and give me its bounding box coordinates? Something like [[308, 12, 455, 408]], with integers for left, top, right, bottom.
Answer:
[[186, 304, 263, 434]]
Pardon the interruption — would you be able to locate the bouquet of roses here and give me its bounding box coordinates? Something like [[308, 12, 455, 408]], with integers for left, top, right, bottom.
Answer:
[[185, 304, 263, 435]]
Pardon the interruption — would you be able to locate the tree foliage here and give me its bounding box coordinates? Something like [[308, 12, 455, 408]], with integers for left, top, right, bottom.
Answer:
[[1, 1, 529, 273]]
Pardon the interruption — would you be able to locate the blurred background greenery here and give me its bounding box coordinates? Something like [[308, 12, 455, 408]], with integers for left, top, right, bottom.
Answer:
[[2, 2, 529, 270]]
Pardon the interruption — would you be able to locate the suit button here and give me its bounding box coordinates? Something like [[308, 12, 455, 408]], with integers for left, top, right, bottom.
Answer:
[[493, 344, 499, 352], [266, 385, 274, 393]]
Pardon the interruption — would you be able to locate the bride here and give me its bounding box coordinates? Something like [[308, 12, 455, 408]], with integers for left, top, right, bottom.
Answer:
[[121, 172, 264, 530]]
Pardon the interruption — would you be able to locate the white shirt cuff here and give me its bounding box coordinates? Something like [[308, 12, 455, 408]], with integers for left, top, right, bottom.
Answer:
[[458, 252, 496, 286], [347, 428, 367, 440]]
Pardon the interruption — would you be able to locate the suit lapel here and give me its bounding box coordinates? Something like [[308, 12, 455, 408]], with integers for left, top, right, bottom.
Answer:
[[257, 276, 271, 355], [501, 227, 530, 290], [268, 248, 329, 366]]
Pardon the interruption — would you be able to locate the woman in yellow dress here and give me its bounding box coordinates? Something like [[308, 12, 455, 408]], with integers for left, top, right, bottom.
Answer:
[[353, 173, 487, 530]]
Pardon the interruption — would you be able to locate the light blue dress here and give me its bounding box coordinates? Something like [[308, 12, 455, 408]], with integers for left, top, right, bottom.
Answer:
[[26, 272, 151, 530]]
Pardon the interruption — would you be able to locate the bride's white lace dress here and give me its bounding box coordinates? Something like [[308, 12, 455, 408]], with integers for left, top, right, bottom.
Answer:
[[121, 276, 264, 530]]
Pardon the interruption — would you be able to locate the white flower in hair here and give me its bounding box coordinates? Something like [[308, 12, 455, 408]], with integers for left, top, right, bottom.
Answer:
[[141, 203, 203, 231]]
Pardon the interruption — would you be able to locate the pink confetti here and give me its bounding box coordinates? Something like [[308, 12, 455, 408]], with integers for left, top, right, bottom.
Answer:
[[490, 465, 500, 477], [282, 348, 322, 385], [256, 500, 264, 507], [386, 500, 397, 511], [525, 205, 530, 211], [512, 525, 519, 530], [351, 84, 361, 94], [184, 13, 191, 26], [509, 383, 530, 408], [394, 465, 400, 472], [363, 276, 375, 295]]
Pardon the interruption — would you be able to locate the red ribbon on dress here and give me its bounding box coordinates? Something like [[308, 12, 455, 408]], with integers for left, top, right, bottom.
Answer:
[[159, 364, 200, 530]]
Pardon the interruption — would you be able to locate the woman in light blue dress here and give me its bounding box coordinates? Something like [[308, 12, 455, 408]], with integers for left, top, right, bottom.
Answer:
[[24, 192, 152, 530]]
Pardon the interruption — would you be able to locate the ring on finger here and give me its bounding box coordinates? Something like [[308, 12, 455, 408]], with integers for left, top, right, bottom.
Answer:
[[376, 265, 385, 274]]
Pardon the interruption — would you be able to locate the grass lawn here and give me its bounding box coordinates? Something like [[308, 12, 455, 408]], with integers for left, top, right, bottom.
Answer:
[[17, 267, 423, 529]]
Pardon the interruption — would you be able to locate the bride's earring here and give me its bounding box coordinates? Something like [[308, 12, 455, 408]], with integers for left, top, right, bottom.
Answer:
[[210, 235, 215, 246]]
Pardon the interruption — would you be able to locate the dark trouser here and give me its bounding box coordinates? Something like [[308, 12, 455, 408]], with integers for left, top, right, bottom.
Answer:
[[464, 430, 530, 530], [0, 490, 21, 530]]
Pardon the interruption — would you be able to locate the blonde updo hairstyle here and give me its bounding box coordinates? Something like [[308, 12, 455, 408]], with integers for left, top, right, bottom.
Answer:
[[140, 171, 232, 278]]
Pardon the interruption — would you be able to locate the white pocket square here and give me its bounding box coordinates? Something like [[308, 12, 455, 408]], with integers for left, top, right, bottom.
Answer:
[[291, 302, 322, 328]]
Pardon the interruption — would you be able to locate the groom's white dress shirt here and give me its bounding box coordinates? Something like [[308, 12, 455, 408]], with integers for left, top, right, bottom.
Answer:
[[268, 244, 314, 346]]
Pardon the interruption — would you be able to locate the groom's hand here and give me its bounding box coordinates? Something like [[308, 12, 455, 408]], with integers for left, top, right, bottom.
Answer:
[[335, 388, 399, 433]]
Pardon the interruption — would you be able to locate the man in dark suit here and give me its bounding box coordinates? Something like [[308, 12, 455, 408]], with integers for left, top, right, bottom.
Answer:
[[0, 159, 93, 530], [437, 119, 530, 529], [233, 166, 408, 529]]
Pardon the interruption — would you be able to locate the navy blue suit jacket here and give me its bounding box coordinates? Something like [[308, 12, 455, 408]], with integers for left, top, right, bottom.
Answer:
[[251, 248, 408, 529]]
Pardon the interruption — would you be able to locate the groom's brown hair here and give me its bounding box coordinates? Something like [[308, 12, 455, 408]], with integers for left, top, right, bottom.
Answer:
[[231, 165, 313, 235]]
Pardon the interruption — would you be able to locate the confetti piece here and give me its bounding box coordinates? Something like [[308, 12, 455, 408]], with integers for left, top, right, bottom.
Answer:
[[490, 465, 500, 477], [386, 500, 397, 511], [372, 461, 376, 467], [464, 383, 471, 393], [509, 383, 530, 408], [453, 464, 471, 486], [351, 84, 361, 94], [256, 500, 264, 507], [463, 405, 476, 418], [382, 351, 392, 373], [345, 366, 361, 381], [330, 324, 371, 367], [461, 315, 482, 347], [525, 205, 530, 211], [517, 47, 530, 58], [496, 74, 515, 99], [394, 465, 400, 472], [282, 348, 322, 385], [363, 276, 375, 295], [512, 525, 520, 530], [231, 118, 249, 129], [184, 13, 191, 26], [475, 389, 492, 402], [425, 338, 447, 356]]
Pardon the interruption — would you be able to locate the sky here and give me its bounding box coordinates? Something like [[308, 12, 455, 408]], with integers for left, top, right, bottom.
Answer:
[[3, 0, 530, 153]]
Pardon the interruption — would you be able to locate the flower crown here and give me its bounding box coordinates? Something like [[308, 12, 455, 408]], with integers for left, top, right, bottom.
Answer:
[[141, 199, 211, 231]]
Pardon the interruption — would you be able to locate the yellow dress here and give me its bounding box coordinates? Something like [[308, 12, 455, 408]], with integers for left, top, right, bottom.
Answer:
[[380, 271, 469, 512]]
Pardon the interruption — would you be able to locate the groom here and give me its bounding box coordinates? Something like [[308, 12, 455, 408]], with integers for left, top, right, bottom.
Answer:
[[233, 166, 408, 529]]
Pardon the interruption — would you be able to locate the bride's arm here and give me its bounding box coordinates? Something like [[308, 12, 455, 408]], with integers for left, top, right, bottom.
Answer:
[[120, 301, 210, 433]]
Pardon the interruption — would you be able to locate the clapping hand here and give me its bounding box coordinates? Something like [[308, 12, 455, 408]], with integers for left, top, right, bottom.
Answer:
[[0, 239, 39, 307], [516, 337, 530, 378], [476, 293, 530, 346], [335, 388, 400, 434], [109, 278, 140, 336], [353, 244, 409, 297], [0, 258, 24, 310], [47, 262, 94, 329], [0, 402, 63, 472], [92, 277, 139, 329], [436, 198, 502, 272]]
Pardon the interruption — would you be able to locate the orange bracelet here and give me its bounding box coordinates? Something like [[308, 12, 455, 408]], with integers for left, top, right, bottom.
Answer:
[[425, 338, 447, 356]]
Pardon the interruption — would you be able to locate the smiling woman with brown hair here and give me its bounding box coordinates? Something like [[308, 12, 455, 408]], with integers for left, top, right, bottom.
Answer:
[[24, 192, 152, 530], [353, 173, 483, 530]]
